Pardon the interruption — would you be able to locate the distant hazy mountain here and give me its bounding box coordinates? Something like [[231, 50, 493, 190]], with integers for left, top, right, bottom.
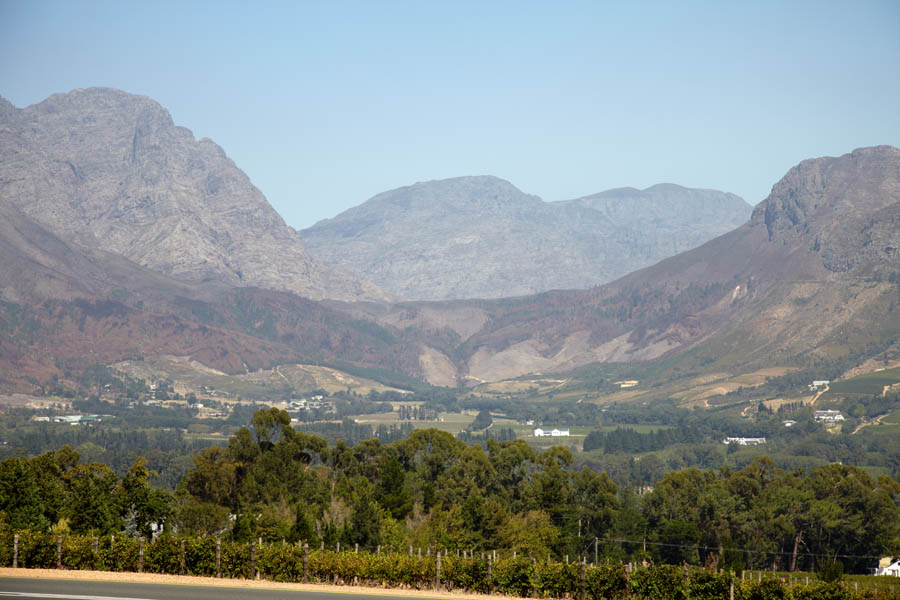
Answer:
[[301, 176, 750, 300], [0, 88, 387, 302]]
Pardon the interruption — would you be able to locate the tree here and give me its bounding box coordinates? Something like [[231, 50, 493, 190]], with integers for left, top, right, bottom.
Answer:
[[469, 410, 493, 431], [121, 457, 172, 538], [64, 463, 121, 534]]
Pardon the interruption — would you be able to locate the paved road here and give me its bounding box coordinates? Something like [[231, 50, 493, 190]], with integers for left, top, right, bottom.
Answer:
[[0, 578, 438, 600]]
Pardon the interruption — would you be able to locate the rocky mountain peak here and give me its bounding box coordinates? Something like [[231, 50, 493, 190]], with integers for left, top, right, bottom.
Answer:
[[0, 87, 388, 302], [751, 145, 900, 272], [353, 175, 544, 218], [753, 145, 900, 238]]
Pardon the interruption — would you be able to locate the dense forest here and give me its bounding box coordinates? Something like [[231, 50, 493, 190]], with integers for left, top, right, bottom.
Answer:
[[1, 408, 898, 575]]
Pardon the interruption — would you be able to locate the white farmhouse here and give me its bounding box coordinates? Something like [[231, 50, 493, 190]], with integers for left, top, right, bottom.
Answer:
[[723, 437, 766, 446], [875, 557, 900, 576], [534, 428, 570, 437], [814, 410, 845, 423]]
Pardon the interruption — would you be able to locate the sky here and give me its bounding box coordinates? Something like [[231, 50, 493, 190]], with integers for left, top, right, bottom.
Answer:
[[1, 0, 899, 230]]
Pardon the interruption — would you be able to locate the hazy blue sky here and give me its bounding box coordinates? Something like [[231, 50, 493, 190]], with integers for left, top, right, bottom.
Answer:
[[2, 0, 899, 229]]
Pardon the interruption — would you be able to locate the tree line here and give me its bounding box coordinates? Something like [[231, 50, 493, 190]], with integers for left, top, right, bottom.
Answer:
[[1, 408, 898, 574]]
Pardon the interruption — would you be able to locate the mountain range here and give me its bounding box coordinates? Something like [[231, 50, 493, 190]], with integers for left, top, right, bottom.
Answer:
[[1, 88, 898, 394], [301, 176, 751, 300]]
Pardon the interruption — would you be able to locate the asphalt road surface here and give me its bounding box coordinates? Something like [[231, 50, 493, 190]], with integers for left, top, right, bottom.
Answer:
[[0, 578, 441, 600]]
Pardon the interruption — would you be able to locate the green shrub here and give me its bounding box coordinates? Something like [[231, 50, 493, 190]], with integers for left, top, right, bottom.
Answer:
[[145, 535, 181, 574], [587, 564, 628, 600], [793, 582, 853, 600], [537, 561, 580, 598], [61, 535, 96, 570], [629, 564, 686, 600], [18, 531, 56, 568], [689, 570, 732, 600], [220, 541, 250, 579], [257, 543, 303, 582], [184, 537, 217, 576], [492, 556, 534, 597], [98, 536, 139, 571], [442, 556, 490, 592]]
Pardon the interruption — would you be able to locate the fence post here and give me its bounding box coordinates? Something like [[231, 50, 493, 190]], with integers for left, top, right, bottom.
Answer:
[[93, 537, 98, 557], [355, 543, 358, 554], [730, 573, 734, 600], [532, 557, 538, 598], [487, 554, 493, 591], [138, 538, 144, 573], [216, 537, 221, 578], [57, 535, 62, 569], [580, 558, 586, 600], [624, 563, 630, 600], [337, 542, 340, 553], [409, 545, 413, 556], [435, 549, 441, 592], [180, 539, 186, 575], [13, 534, 18, 568], [594, 537, 598, 565], [250, 541, 256, 580], [377, 545, 381, 555], [683, 563, 689, 600], [303, 543, 309, 583]]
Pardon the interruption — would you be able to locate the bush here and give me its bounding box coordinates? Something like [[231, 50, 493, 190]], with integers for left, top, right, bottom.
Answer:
[[145, 535, 181, 574], [18, 531, 56, 568], [184, 536, 217, 576], [741, 578, 790, 600], [537, 561, 580, 598], [689, 570, 732, 600], [257, 543, 303, 582], [629, 564, 686, 600], [587, 564, 628, 600], [492, 557, 533, 597], [98, 536, 139, 571], [61, 535, 96, 570], [818, 560, 845, 584]]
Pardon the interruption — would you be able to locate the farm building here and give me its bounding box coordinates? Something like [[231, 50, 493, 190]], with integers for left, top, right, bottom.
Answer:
[[723, 437, 766, 446], [875, 557, 900, 576], [814, 410, 845, 423], [534, 428, 570, 437]]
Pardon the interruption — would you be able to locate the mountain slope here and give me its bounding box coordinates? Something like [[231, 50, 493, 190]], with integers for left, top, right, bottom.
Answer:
[[301, 176, 750, 300], [0, 201, 427, 393], [353, 146, 900, 383], [0, 88, 387, 302]]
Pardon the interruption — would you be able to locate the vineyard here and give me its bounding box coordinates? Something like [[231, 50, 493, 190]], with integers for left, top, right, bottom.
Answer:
[[3, 531, 900, 599]]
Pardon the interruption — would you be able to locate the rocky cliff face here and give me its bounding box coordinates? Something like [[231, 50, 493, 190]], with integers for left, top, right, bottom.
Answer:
[[754, 145, 900, 273], [301, 176, 751, 300], [0, 88, 387, 302]]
